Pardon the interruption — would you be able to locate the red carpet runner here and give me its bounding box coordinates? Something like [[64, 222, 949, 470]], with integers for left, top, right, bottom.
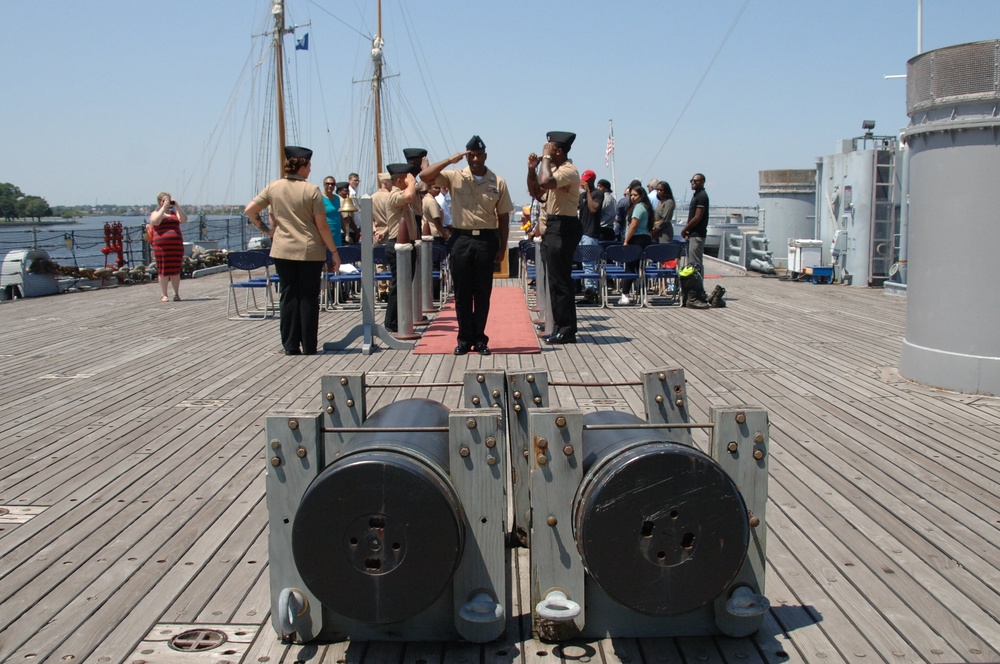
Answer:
[[413, 287, 540, 354]]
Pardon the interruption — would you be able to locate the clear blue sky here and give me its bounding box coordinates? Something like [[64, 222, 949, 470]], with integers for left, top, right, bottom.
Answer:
[[2, 1, 999, 210]]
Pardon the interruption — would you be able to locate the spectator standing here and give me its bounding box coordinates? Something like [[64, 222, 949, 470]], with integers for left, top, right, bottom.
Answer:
[[680, 173, 711, 307], [577, 169, 604, 301], [150, 192, 187, 302], [597, 179, 617, 241], [652, 180, 676, 242]]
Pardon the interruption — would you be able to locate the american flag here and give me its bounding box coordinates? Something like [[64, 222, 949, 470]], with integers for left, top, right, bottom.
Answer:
[[605, 130, 614, 167]]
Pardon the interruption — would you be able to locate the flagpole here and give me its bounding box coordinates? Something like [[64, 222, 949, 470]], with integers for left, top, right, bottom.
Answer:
[[607, 118, 617, 195]]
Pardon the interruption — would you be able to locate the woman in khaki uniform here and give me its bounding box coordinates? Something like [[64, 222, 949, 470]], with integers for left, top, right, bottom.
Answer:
[[245, 145, 340, 355]]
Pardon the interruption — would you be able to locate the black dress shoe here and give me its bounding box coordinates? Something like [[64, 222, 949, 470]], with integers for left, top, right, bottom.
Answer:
[[475, 343, 491, 356], [546, 332, 576, 345], [283, 349, 301, 355], [454, 343, 472, 355]]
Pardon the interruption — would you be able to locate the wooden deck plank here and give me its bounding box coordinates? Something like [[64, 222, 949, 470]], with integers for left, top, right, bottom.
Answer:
[[1, 269, 999, 663]]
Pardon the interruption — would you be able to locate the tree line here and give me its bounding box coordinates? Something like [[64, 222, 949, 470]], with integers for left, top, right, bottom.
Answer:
[[0, 183, 53, 222]]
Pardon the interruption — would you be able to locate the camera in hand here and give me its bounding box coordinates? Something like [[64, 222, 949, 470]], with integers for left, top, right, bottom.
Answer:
[[169, 199, 177, 205]]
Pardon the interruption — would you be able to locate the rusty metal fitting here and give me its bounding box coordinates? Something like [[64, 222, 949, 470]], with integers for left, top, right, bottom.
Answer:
[[754, 433, 765, 443], [466, 418, 477, 429], [296, 446, 307, 458], [537, 437, 548, 449], [486, 455, 497, 466], [735, 412, 747, 424], [270, 456, 281, 467], [270, 440, 281, 450], [753, 449, 765, 461], [749, 512, 761, 528], [562, 445, 574, 456], [536, 454, 548, 466], [555, 416, 567, 428], [459, 446, 471, 458], [287, 419, 299, 430], [485, 437, 497, 448], [546, 515, 558, 527]]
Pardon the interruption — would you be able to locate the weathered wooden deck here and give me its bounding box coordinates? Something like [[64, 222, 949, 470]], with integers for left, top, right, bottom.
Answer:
[[1, 264, 998, 664]]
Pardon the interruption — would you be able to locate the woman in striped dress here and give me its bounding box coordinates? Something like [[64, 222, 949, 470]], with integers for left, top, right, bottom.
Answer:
[[150, 192, 187, 301]]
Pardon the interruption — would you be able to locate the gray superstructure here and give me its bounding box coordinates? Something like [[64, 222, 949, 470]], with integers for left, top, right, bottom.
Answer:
[[899, 39, 1000, 395]]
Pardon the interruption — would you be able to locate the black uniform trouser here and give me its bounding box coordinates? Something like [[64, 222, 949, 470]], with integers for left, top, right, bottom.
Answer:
[[272, 258, 323, 353], [541, 217, 583, 336], [384, 241, 416, 332], [448, 231, 499, 346]]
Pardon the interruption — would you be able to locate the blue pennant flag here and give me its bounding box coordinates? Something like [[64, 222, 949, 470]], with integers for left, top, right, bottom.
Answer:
[[295, 33, 309, 51]]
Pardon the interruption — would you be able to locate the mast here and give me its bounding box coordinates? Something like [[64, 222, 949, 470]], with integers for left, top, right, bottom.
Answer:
[[273, 0, 288, 174], [371, 0, 385, 174]]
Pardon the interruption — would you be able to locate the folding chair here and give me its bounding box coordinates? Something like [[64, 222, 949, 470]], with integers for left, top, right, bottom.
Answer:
[[323, 245, 363, 310], [571, 244, 604, 307], [371, 244, 394, 307], [602, 243, 643, 308], [641, 242, 684, 307], [226, 250, 275, 320]]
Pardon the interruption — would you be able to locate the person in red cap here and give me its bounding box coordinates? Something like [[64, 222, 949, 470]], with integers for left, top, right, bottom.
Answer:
[[577, 169, 604, 302]]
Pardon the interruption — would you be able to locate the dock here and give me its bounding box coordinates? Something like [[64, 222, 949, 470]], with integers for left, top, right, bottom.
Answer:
[[1, 264, 998, 663]]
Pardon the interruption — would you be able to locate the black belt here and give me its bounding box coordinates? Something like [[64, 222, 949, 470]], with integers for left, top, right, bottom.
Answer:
[[547, 215, 578, 222], [450, 228, 496, 237]]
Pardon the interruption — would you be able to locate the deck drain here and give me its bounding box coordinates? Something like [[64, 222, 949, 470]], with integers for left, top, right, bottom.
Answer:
[[168, 628, 228, 652]]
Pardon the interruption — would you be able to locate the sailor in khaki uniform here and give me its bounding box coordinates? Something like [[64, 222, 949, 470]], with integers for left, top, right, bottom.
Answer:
[[527, 131, 581, 344], [383, 163, 419, 333], [420, 135, 513, 355]]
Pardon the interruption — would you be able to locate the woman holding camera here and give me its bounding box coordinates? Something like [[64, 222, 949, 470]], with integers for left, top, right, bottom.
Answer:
[[150, 192, 187, 301]]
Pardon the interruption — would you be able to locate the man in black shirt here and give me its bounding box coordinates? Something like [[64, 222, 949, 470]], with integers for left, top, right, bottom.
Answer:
[[680, 173, 710, 307]]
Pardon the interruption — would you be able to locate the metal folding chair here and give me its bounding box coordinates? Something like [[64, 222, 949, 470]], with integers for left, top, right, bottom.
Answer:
[[571, 244, 604, 307], [226, 250, 275, 320], [641, 242, 684, 307], [602, 243, 642, 308], [323, 245, 363, 310]]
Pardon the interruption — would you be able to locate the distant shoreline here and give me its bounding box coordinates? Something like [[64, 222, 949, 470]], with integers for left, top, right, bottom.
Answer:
[[0, 218, 81, 227]]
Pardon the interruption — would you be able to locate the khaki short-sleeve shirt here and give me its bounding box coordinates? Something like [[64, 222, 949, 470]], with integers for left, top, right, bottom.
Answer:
[[434, 167, 513, 231], [371, 190, 391, 236], [252, 176, 326, 261], [422, 192, 444, 237], [385, 187, 418, 242], [543, 159, 579, 218]]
